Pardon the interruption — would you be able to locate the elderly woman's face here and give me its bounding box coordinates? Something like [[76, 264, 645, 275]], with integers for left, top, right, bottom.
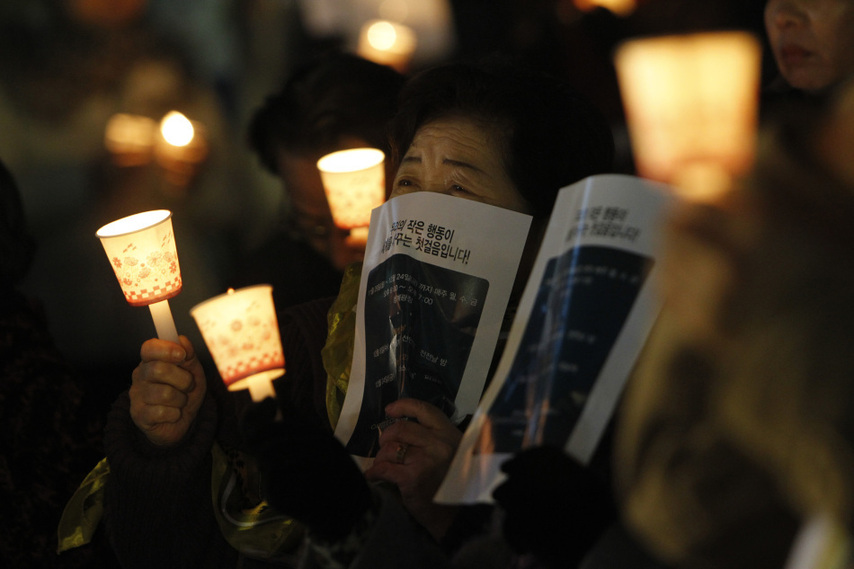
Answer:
[[765, 0, 854, 92], [390, 116, 533, 214]]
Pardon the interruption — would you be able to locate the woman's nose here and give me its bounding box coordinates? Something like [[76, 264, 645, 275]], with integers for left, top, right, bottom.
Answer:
[[766, 0, 808, 29]]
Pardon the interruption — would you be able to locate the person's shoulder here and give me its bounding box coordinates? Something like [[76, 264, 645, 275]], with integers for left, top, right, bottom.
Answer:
[[281, 296, 336, 320], [278, 296, 337, 341]]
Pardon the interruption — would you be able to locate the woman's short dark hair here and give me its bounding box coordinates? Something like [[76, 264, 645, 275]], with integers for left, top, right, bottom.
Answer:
[[390, 57, 615, 218], [248, 52, 406, 174]]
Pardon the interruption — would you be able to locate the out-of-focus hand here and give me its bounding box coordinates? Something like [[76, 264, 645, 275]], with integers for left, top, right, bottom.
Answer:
[[240, 398, 373, 542], [493, 446, 616, 567], [129, 336, 207, 446], [364, 398, 462, 540]]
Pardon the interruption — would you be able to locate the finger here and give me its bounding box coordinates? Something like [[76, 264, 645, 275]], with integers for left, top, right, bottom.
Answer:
[[133, 359, 196, 393], [134, 402, 182, 428], [377, 420, 442, 451], [378, 430, 459, 476], [137, 380, 190, 408], [176, 335, 203, 376], [373, 435, 413, 465], [365, 458, 408, 487], [140, 337, 187, 364], [380, 415, 462, 453], [377, 418, 419, 445], [385, 398, 454, 430]]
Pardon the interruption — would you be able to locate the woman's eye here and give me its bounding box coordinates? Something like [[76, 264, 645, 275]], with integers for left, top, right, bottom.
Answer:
[[451, 184, 469, 194]]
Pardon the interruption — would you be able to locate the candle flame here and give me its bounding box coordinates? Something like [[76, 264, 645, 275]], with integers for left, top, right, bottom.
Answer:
[[227, 288, 235, 295], [161, 111, 195, 147], [367, 21, 398, 51]]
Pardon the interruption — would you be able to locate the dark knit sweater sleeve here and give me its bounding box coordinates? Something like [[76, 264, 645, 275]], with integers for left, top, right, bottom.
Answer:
[[102, 388, 237, 568], [274, 297, 336, 434]]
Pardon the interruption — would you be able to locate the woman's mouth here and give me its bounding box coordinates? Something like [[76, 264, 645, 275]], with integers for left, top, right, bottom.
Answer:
[[778, 44, 813, 66]]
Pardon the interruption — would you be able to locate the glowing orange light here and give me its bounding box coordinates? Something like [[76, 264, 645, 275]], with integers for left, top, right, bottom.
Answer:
[[357, 19, 417, 72], [317, 148, 386, 238], [104, 113, 156, 166], [160, 111, 195, 147], [191, 285, 284, 402], [574, 0, 637, 16], [615, 31, 761, 202]]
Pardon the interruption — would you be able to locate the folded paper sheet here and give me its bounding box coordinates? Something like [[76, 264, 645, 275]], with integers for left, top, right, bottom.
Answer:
[[435, 174, 673, 504], [334, 192, 532, 470]]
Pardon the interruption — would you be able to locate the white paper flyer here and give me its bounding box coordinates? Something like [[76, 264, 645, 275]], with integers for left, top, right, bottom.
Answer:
[[783, 516, 851, 569], [334, 192, 532, 469], [434, 174, 673, 504]]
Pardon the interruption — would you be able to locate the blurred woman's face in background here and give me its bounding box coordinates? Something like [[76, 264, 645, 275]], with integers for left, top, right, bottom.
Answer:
[[275, 134, 378, 272], [765, 0, 854, 92]]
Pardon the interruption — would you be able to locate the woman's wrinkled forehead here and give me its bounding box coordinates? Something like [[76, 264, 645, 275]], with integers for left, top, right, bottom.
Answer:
[[404, 110, 512, 164]]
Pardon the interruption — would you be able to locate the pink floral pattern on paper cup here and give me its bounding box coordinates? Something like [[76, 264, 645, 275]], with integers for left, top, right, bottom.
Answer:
[[96, 210, 183, 306], [317, 147, 385, 229], [190, 285, 285, 390]]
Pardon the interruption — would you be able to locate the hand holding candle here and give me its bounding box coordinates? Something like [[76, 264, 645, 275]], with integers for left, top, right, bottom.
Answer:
[[130, 336, 207, 446], [96, 209, 182, 343], [190, 285, 284, 402]]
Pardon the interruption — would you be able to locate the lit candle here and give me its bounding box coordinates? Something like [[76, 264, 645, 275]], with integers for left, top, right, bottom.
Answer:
[[317, 147, 386, 243], [357, 19, 417, 73], [96, 210, 182, 342], [190, 285, 284, 402], [615, 31, 761, 201], [154, 110, 208, 185]]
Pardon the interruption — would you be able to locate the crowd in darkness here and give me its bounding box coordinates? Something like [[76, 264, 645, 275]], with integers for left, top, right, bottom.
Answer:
[[3, 0, 854, 568]]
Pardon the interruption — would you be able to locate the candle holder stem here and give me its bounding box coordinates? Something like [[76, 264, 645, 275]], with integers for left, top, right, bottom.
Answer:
[[149, 299, 179, 343], [246, 376, 277, 403]]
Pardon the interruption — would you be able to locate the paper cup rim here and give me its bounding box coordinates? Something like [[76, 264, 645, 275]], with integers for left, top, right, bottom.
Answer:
[[96, 209, 173, 239], [317, 147, 385, 173], [189, 284, 274, 316]]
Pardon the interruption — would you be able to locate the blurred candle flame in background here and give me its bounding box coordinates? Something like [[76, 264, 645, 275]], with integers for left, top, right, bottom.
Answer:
[[357, 19, 417, 72], [104, 113, 156, 166], [574, 0, 638, 16], [160, 111, 195, 147], [154, 110, 208, 188]]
